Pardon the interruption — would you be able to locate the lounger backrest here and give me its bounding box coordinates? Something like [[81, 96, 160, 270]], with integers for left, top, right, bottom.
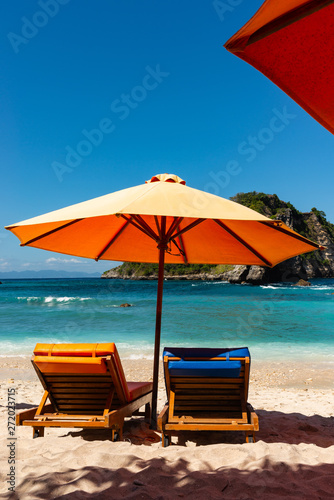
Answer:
[[33, 343, 131, 413], [163, 346, 251, 406]]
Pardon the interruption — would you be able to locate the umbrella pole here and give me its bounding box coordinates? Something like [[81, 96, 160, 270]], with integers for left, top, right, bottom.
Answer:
[[151, 220, 167, 429]]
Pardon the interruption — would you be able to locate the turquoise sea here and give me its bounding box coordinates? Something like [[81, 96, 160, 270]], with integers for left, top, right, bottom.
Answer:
[[1, 278, 334, 363]]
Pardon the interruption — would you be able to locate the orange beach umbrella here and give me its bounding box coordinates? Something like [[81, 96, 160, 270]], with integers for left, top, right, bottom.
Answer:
[[224, 0, 334, 134], [5, 174, 323, 425]]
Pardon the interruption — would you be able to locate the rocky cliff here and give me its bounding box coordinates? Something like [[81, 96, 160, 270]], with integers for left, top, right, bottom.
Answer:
[[102, 192, 334, 284]]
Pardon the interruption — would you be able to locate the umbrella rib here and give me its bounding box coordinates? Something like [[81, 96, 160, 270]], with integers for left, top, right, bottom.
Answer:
[[154, 216, 162, 240], [165, 220, 187, 260], [120, 215, 157, 242], [20, 219, 84, 247], [246, 0, 334, 46], [132, 214, 159, 241], [95, 217, 133, 261], [214, 220, 273, 267], [171, 218, 205, 240], [166, 217, 184, 241], [259, 221, 322, 249], [177, 234, 188, 264]]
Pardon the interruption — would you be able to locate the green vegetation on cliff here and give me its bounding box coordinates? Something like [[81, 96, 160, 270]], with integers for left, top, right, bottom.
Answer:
[[230, 192, 301, 219], [311, 207, 334, 239], [103, 262, 234, 277]]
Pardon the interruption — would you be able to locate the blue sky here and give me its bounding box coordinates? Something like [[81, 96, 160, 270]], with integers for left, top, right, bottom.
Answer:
[[1, 0, 333, 274]]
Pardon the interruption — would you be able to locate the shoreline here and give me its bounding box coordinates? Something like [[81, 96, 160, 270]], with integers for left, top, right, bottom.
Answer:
[[1, 356, 334, 390]]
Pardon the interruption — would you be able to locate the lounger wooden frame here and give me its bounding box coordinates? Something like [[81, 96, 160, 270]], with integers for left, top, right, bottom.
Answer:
[[158, 354, 259, 446], [16, 354, 152, 440]]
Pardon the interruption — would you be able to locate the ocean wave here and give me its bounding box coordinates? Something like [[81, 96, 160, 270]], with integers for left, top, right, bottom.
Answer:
[[260, 285, 334, 291], [191, 281, 229, 287], [259, 285, 294, 290], [309, 286, 334, 291], [16, 296, 92, 304], [45, 296, 91, 303]]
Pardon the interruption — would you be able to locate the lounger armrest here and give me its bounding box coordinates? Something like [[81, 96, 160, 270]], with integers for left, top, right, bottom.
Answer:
[[104, 409, 124, 426], [16, 403, 54, 425], [105, 392, 152, 425], [16, 407, 38, 425], [247, 403, 259, 431], [157, 405, 169, 431]]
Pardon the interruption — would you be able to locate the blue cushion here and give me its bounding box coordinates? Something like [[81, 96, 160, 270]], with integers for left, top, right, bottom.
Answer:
[[168, 359, 241, 378], [163, 346, 250, 360]]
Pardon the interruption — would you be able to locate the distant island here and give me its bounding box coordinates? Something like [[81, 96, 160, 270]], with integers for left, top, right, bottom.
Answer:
[[101, 192, 334, 285], [0, 270, 101, 279]]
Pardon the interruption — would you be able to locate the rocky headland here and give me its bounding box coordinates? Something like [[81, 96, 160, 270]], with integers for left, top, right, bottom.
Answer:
[[102, 192, 334, 285]]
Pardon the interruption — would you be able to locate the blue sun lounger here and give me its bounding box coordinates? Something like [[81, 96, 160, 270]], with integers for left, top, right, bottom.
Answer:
[[157, 347, 259, 446]]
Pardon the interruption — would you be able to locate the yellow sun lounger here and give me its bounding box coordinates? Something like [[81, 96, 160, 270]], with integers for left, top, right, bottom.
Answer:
[[157, 347, 259, 446], [16, 343, 152, 440]]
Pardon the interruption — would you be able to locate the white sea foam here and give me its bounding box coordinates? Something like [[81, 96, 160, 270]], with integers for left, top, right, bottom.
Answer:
[[17, 296, 92, 303], [309, 286, 334, 290], [124, 353, 154, 360], [191, 281, 228, 287], [45, 296, 91, 303], [0, 354, 30, 358], [260, 285, 323, 291], [260, 285, 280, 289], [17, 296, 40, 301], [260, 283, 334, 291], [1, 336, 334, 362]]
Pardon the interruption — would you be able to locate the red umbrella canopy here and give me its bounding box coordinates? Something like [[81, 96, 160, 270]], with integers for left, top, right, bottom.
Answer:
[[224, 0, 334, 134]]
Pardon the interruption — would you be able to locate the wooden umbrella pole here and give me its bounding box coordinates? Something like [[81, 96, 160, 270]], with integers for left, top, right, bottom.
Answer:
[[151, 217, 167, 428]]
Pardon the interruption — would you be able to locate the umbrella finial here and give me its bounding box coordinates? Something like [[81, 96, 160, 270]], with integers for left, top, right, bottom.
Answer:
[[146, 173, 186, 185]]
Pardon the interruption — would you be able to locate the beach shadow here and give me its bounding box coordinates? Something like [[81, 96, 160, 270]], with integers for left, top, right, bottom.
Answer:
[[54, 410, 334, 448], [172, 410, 334, 448], [15, 403, 37, 410], [256, 409, 334, 447], [59, 419, 161, 445], [6, 459, 334, 499], [0, 402, 37, 410]]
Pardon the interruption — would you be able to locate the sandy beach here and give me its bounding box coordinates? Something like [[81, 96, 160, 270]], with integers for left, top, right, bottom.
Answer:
[[1, 357, 333, 499]]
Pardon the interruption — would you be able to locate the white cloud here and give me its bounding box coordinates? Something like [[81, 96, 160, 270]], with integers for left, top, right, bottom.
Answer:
[[46, 257, 85, 265], [0, 261, 9, 267]]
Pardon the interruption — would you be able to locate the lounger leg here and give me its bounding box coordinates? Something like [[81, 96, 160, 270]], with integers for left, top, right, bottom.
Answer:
[[111, 429, 119, 441], [144, 402, 151, 420], [162, 433, 171, 448], [33, 427, 45, 438], [111, 422, 123, 442], [245, 432, 255, 443]]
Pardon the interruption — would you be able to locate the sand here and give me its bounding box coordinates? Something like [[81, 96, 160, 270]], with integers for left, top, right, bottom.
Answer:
[[0, 357, 333, 499]]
